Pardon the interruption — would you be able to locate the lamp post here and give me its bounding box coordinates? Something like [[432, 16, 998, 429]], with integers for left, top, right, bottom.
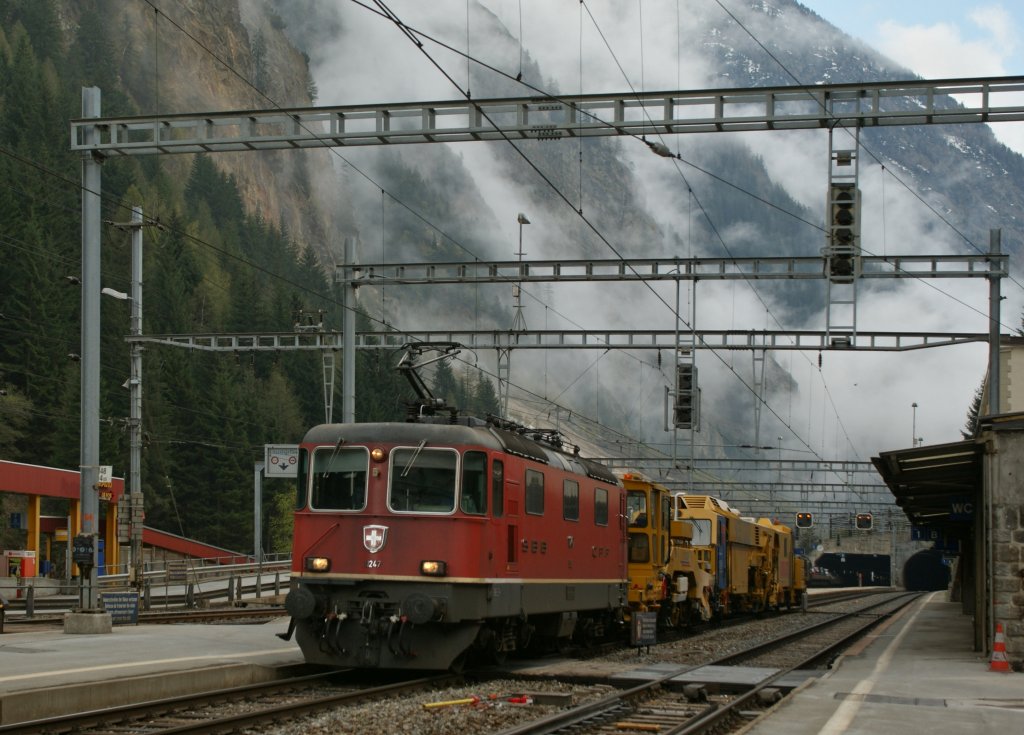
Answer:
[[514, 212, 529, 319], [512, 213, 529, 332], [107, 206, 146, 590], [500, 213, 530, 418], [912, 402, 918, 447]]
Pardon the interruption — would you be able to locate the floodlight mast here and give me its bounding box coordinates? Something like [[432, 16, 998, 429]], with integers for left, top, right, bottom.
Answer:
[[78, 86, 102, 615]]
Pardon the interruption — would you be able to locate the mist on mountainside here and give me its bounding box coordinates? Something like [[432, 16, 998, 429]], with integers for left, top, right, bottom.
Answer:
[[267, 0, 1019, 463], [41, 0, 1021, 467]]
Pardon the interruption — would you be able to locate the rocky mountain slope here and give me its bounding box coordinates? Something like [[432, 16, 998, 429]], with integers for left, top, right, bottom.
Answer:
[[79, 0, 1021, 458]]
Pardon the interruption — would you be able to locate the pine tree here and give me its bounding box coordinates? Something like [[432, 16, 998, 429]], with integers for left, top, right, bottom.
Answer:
[[472, 372, 501, 417], [432, 359, 459, 408], [962, 381, 984, 439]]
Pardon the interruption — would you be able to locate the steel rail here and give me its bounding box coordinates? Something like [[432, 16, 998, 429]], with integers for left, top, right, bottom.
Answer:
[[491, 591, 919, 735]]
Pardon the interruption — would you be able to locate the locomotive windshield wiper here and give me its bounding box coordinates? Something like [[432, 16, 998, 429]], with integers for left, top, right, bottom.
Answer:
[[401, 439, 427, 477], [325, 436, 345, 475]]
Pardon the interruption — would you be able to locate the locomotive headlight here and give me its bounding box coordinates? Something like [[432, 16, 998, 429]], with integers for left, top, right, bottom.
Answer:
[[371, 447, 386, 462], [420, 560, 447, 577], [305, 556, 331, 572]]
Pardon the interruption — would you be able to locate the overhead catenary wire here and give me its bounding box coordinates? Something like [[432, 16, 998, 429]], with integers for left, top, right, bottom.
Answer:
[[346, 1, 1011, 466], [581, 0, 1014, 460], [9, 4, 999, 483], [354, 2, 966, 487], [138, 0, 671, 390], [366, 1, 866, 486], [0, 3, 683, 469], [579, 0, 861, 462], [713, 0, 1024, 293]]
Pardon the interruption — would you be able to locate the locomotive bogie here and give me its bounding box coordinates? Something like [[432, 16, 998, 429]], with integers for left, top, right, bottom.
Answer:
[[288, 576, 627, 669]]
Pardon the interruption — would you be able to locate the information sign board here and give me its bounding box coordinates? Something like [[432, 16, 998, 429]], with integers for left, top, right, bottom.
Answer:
[[167, 559, 188, 583], [101, 592, 140, 624], [264, 444, 300, 478], [630, 611, 658, 647]]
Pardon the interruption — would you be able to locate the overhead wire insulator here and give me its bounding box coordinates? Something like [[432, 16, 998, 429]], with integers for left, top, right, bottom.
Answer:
[[648, 141, 674, 158]]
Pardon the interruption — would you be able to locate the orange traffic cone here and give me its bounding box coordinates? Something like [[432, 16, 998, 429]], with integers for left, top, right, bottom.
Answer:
[[990, 622, 1011, 672]]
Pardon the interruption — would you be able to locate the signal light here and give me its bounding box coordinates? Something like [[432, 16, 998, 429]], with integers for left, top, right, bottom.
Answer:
[[855, 512, 873, 530], [674, 363, 697, 428], [827, 183, 859, 282], [796, 512, 813, 529]]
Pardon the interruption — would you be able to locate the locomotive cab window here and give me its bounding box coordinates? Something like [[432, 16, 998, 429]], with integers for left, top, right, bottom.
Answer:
[[311, 446, 368, 510], [460, 451, 487, 515], [629, 531, 650, 563], [689, 518, 712, 545], [389, 446, 458, 513], [525, 469, 544, 515], [627, 491, 648, 528]]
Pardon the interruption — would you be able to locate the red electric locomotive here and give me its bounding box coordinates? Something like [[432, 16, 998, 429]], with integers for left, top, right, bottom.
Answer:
[[280, 346, 628, 670]]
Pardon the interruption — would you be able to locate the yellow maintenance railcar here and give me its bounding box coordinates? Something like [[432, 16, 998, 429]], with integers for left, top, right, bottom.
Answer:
[[619, 473, 712, 628], [673, 494, 806, 617]]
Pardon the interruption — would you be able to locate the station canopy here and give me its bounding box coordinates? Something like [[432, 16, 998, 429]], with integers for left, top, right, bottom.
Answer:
[[872, 439, 982, 528]]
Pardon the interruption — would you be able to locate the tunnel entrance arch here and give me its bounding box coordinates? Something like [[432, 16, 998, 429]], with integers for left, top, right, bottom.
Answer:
[[903, 548, 952, 591], [814, 552, 891, 587]]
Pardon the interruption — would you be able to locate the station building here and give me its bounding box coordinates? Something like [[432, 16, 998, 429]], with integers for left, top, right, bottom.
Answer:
[[874, 338, 1024, 671], [0, 460, 249, 599]]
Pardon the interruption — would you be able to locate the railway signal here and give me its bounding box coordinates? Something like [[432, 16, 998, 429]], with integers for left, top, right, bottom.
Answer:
[[795, 512, 813, 528], [827, 182, 859, 281], [673, 363, 697, 429], [855, 512, 873, 530]]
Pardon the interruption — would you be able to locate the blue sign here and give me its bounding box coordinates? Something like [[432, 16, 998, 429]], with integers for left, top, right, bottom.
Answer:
[[101, 592, 140, 625], [9, 512, 25, 530], [911, 526, 959, 552], [911, 526, 941, 542]]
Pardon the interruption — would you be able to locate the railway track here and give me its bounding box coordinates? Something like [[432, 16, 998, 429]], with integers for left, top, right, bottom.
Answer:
[[0, 670, 458, 735], [2, 605, 285, 629], [0, 590, 915, 735], [806, 586, 892, 608], [487, 591, 922, 735], [569, 586, 889, 659], [721, 591, 919, 670]]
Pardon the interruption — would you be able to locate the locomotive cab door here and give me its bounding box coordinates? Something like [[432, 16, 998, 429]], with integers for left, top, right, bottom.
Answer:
[[503, 467, 520, 573]]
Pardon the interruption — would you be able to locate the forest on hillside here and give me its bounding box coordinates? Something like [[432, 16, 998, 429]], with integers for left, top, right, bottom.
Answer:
[[0, 0, 499, 556]]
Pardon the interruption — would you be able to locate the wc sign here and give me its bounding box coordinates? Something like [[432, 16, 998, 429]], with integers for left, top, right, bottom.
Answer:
[[264, 444, 299, 477], [949, 496, 974, 521]]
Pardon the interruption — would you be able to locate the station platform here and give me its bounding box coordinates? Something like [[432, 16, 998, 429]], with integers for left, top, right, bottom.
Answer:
[[0, 592, 1018, 730], [741, 591, 1023, 735], [0, 616, 303, 724]]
